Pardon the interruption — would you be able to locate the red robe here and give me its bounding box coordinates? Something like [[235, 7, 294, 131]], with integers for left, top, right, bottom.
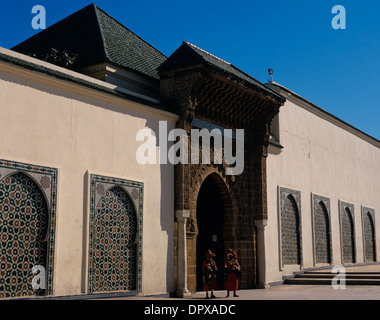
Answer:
[[202, 259, 218, 291], [224, 259, 240, 291]]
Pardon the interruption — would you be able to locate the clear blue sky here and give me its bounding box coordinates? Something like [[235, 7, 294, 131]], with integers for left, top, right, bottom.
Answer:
[[1, 0, 379, 140]]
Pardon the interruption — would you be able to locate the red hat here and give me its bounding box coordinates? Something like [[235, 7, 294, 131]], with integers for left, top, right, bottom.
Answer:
[[225, 248, 237, 259], [204, 250, 215, 259]]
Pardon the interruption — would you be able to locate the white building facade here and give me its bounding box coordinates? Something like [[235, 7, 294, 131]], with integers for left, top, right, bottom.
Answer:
[[0, 47, 177, 298], [0, 4, 379, 299], [266, 82, 380, 285]]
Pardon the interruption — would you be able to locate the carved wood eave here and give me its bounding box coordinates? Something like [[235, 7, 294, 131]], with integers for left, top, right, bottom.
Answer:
[[160, 64, 284, 130], [159, 64, 284, 159], [180, 76, 280, 129]]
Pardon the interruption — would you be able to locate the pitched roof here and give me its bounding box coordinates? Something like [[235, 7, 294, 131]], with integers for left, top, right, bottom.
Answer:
[[12, 4, 167, 80], [158, 41, 285, 102]]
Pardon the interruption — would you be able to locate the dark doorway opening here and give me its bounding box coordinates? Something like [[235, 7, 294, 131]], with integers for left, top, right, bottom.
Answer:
[[196, 174, 226, 291]]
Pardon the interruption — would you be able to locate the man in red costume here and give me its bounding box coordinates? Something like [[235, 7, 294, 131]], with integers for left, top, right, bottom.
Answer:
[[224, 248, 241, 297], [202, 250, 218, 298]]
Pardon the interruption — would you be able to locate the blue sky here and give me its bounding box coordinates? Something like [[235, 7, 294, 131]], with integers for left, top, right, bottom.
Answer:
[[1, 0, 379, 140]]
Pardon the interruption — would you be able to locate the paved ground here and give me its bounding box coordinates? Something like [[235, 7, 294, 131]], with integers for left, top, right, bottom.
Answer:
[[9, 264, 380, 301], [108, 264, 380, 300], [116, 285, 380, 300]]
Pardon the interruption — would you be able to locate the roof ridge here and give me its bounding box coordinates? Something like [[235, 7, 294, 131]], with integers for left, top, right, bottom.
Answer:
[[184, 41, 276, 96], [91, 4, 109, 62], [94, 5, 167, 59], [229, 63, 262, 86], [184, 41, 231, 65]]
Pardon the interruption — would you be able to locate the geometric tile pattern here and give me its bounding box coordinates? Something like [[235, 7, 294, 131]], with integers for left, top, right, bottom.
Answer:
[[88, 174, 143, 293], [313, 195, 331, 264], [92, 186, 137, 292], [0, 173, 48, 298], [280, 188, 301, 266], [362, 207, 376, 262], [340, 201, 355, 264], [0, 159, 58, 297]]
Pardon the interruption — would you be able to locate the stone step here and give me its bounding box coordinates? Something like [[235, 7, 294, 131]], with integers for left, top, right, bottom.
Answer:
[[304, 270, 380, 275], [295, 273, 380, 279], [284, 277, 380, 285]]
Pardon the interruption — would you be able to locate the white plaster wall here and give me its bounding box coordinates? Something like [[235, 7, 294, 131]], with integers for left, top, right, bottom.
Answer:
[[267, 97, 380, 284], [0, 60, 177, 296]]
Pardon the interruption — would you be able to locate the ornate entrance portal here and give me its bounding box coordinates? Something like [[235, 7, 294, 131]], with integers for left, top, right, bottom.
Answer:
[[196, 173, 230, 291], [158, 41, 285, 295]]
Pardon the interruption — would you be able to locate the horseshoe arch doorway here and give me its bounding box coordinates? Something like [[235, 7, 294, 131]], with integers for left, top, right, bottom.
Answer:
[[195, 173, 233, 291]]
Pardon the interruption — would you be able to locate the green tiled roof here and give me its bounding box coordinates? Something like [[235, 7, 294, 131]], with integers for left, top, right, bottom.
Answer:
[[12, 4, 167, 80], [158, 41, 285, 102]]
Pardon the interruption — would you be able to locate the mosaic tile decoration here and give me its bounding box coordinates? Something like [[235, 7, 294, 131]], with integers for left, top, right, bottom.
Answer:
[[340, 201, 355, 264], [279, 188, 302, 266], [0, 159, 57, 298], [313, 195, 332, 264], [88, 174, 143, 294], [362, 207, 376, 262]]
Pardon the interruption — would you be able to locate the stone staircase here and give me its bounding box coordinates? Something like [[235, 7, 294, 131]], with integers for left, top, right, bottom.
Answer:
[[284, 269, 380, 286]]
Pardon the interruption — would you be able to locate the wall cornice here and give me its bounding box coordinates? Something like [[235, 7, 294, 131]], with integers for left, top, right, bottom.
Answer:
[[0, 50, 179, 122]]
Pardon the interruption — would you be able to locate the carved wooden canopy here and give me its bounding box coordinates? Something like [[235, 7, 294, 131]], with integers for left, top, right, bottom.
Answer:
[[158, 41, 285, 134]]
